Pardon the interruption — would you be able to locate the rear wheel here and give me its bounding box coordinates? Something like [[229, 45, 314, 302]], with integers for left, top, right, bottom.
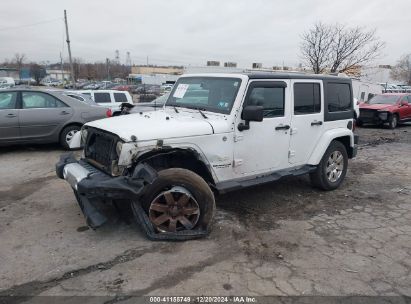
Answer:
[[60, 125, 81, 150], [310, 141, 348, 191], [137, 168, 215, 233]]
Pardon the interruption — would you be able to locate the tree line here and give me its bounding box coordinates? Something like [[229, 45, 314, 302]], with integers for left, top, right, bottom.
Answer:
[[1, 53, 131, 84]]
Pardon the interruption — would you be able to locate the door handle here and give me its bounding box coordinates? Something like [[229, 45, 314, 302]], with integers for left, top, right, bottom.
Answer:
[[311, 121, 323, 126], [60, 111, 70, 115], [275, 124, 290, 130], [6, 113, 16, 118]]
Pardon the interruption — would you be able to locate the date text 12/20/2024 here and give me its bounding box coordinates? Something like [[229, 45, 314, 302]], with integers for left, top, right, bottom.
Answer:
[[149, 296, 257, 303]]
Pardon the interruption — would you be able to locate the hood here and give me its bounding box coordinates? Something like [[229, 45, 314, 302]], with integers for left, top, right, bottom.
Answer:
[[360, 103, 397, 111], [85, 109, 230, 142]]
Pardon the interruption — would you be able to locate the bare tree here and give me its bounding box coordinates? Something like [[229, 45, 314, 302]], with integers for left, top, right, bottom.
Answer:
[[300, 22, 333, 74], [29, 63, 46, 85], [13, 53, 26, 71], [329, 24, 385, 73], [300, 23, 385, 74], [391, 54, 411, 85]]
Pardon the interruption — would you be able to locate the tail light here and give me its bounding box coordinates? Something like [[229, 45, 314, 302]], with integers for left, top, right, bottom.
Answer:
[[106, 108, 112, 117]]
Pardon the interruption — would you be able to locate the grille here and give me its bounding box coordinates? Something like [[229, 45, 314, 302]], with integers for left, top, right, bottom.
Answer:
[[360, 109, 377, 118], [84, 128, 118, 174]]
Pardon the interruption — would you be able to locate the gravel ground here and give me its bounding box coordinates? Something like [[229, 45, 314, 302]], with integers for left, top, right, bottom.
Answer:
[[0, 124, 410, 300]]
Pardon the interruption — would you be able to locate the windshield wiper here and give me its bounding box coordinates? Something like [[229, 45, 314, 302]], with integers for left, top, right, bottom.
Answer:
[[173, 106, 179, 113], [198, 109, 208, 119], [191, 107, 208, 119]]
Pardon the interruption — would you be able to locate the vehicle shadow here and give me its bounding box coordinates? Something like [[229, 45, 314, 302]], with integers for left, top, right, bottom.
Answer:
[[215, 174, 358, 230], [0, 143, 65, 154]]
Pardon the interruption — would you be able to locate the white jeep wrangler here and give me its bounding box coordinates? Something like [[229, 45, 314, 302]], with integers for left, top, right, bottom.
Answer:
[[56, 73, 358, 240]]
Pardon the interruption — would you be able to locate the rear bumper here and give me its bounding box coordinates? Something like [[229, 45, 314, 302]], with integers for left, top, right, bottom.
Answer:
[[56, 153, 156, 227]]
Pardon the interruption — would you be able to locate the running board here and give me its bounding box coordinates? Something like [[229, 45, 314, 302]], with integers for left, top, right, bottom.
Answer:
[[215, 165, 317, 194]]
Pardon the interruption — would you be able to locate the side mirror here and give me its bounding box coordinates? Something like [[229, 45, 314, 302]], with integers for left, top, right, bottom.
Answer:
[[400, 100, 409, 106], [238, 105, 264, 131]]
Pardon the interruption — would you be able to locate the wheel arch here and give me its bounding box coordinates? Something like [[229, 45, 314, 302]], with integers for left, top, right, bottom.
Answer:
[[58, 122, 83, 140], [135, 148, 216, 187], [308, 128, 355, 165]]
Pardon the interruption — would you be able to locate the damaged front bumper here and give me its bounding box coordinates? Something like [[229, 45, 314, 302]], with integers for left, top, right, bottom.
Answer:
[[56, 153, 156, 228], [56, 153, 209, 241]]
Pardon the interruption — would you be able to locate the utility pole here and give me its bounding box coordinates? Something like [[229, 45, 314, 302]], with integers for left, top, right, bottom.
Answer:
[[60, 52, 64, 82], [64, 10, 75, 87], [106, 58, 110, 81]]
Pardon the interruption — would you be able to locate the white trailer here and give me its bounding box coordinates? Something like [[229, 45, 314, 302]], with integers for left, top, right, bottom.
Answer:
[[352, 79, 382, 102]]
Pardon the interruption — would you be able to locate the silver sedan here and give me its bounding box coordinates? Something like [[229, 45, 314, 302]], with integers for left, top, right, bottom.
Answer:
[[0, 89, 109, 149]]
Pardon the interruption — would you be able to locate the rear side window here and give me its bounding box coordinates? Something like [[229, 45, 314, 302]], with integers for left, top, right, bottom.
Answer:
[[94, 92, 111, 103], [327, 83, 352, 112], [0, 92, 17, 109], [114, 93, 127, 102], [294, 83, 321, 114]]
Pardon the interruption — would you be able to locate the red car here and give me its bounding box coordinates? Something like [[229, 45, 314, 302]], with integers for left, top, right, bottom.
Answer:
[[358, 93, 411, 129]]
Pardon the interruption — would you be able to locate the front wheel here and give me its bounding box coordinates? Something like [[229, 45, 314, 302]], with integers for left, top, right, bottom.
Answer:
[[310, 141, 348, 191], [388, 114, 398, 129], [137, 168, 215, 233]]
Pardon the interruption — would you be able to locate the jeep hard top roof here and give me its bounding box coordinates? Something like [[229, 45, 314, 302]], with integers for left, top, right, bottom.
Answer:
[[180, 72, 351, 82], [246, 72, 351, 81]]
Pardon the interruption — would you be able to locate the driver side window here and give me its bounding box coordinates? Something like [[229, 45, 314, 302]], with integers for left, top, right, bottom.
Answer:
[[245, 85, 285, 118]]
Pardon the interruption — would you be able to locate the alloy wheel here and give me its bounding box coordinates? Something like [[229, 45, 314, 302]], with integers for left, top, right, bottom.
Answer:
[[326, 151, 344, 183], [148, 186, 200, 232], [65, 130, 78, 144]]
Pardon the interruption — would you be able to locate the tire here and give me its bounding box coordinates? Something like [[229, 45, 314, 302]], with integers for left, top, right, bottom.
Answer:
[[137, 168, 215, 233], [60, 125, 81, 150], [388, 114, 398, 129], [310, 140, 348, 191]]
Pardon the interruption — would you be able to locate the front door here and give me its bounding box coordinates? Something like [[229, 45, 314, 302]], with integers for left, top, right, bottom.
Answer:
[[289, 80, 324, 165], [233, 80, 291, 176], [0, 91, 19, 141], [19, 91, 73, 140]]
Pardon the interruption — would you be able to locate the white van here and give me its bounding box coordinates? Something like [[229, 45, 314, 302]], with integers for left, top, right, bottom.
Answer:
[[73, 90, 133, 114], [0, 77, 15, 88]]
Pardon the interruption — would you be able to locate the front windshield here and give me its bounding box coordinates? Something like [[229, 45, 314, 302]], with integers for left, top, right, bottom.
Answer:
[[151, 92, 169, 104], [166, 77, 242, 114], [367, 95, 400, 105]]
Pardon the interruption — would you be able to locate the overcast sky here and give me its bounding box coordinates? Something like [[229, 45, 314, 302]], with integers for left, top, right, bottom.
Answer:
[[0, 0, 410, 68]]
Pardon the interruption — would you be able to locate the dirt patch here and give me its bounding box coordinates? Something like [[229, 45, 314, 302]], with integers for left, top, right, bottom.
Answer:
[[0, 176, 56, 207]]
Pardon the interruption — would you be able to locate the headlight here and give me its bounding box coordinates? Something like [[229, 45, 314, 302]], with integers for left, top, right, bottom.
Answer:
[[378, 112, 388, 120], [80, 128, 88, 146], [116, 141, 123, 157]]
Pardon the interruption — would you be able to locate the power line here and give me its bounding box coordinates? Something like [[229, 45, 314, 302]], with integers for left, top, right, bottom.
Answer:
[[0, 18, 62, 32]]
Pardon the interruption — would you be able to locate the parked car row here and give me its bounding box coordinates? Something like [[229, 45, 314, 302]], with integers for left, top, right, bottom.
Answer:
[[380, 83, 411, 93]]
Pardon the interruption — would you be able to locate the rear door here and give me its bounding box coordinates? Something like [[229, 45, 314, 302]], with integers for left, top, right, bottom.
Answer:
[[289, 80, 323, 165], [19, 91, 73, 140], [0, 91, 19, 141]]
